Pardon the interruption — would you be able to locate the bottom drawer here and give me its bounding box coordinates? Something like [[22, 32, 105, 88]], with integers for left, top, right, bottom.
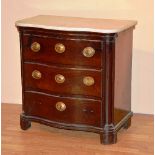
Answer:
[[24, 92, 101, 127]]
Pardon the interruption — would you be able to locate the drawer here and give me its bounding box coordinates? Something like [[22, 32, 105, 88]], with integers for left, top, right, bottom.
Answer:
[[24, 92, 101, 127], [23, 63, 101, 98], [22, 35, 102, 68]]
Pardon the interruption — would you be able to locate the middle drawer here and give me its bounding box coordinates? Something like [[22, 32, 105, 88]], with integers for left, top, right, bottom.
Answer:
[[23, 63, 101, 98]]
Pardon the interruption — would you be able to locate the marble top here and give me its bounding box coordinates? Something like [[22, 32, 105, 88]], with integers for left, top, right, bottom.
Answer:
[[15, 15, 137, 33]]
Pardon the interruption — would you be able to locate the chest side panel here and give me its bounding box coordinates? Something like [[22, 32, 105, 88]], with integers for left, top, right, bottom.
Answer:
[[114, 28, 133, 124]]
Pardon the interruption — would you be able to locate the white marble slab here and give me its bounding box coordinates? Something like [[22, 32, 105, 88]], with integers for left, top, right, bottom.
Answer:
[[15, 15, 137, 33]]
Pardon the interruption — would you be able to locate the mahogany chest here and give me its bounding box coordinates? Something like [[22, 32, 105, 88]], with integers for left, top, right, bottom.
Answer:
[[16, 15, 137, 144]]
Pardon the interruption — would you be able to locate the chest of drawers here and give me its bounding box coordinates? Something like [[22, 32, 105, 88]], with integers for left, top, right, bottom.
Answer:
[[16, 15, 137, 144]]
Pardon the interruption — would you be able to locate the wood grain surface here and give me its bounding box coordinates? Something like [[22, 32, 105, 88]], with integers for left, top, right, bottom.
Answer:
[[23, 63, 101, 97], [22, 34, 102, 68], [23, 91, 101, 127], [2, 103, 153, 155]]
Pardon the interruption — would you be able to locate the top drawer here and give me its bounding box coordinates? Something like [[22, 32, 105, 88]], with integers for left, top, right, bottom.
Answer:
[[22, 35, 102, 68]]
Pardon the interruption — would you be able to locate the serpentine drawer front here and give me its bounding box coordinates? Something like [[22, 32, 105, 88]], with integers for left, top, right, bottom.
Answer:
[[22, 35, 102, 68], [16, 15, 137, 144], [24, 92, 101, 127], [24, 63, 101, 97]]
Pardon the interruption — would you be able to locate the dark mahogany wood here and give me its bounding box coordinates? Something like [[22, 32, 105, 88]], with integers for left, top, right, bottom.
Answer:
[[23, 63, 101, 97], [17, 26, 135, 145], [113, 29, 133, 125], [123, 117, 131, 129], [100, 132, 117, 145], [22, 34, 102, 68], [23, 91, 101, 127], [20, 114, 31, 130]]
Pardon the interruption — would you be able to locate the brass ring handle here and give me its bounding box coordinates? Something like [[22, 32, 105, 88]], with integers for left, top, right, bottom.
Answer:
[[83, 76, 95, 86], [55, 43, 65, 53], [56, 102, 66, 111], [82, 47, 95, 58], [32, 70, 42, 79], [55, 74, 65, 83], [31, 42, 40, 52]]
